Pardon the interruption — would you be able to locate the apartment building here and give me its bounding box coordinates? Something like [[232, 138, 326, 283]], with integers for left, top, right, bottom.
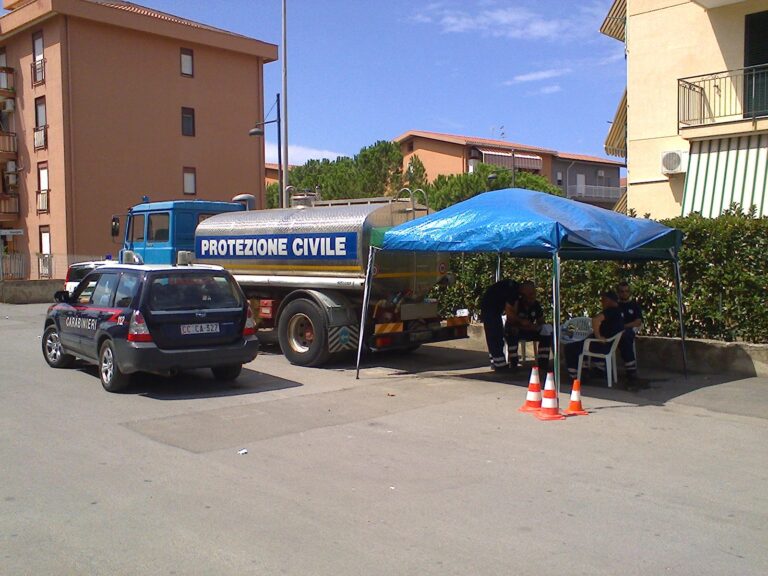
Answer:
[[0, 0, 277, 279], [395, 130, 625, 209], [602, 0, 768, 218]]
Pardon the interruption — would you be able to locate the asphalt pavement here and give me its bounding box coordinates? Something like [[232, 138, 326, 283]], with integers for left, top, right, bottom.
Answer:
[[1, 303, 767, 576]]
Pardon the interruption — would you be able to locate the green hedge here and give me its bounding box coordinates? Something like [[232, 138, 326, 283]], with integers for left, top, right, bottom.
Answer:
[[435, 209, 768, 344]]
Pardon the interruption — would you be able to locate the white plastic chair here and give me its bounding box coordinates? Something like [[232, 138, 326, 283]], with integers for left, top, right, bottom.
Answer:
[[577, 331, 623, 388]]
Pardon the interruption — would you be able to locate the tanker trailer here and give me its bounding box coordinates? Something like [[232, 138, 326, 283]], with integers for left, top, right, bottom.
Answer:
[[194, 197, 469, 367]]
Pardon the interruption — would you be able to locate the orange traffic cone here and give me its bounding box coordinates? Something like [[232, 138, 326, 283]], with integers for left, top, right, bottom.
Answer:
[[518, 366, 542, 412], [564, 379, 588, 416], [535, 372, 565, 421]]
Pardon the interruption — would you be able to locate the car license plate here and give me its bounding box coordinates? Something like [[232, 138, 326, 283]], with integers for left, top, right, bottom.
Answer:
[[181, 322, 220, 335]]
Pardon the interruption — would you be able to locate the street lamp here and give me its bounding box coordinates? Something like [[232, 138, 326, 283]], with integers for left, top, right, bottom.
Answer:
[[249, 93, 283, 208]]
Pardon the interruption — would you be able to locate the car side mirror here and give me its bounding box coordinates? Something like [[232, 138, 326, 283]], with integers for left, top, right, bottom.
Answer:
[[54, 290, 71, 303], [110, 216, 120, 239]]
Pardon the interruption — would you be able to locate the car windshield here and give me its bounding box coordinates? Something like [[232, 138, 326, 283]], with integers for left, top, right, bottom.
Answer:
[[148, 272, 243, 311]]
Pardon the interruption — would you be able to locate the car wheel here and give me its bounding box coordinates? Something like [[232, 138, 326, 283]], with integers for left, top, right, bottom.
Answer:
[[211, 364, 243, 381], [278, 299, 330, 367], [99, 340, 130, 393], [42, 325, 75, 368]]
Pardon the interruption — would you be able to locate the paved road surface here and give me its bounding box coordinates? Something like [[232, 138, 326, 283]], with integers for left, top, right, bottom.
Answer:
[[1, 303, 766, 575]]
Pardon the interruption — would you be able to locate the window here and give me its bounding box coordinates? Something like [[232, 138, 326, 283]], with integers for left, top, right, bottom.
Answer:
[[114, 273, 141, 308], [90, 273, 119, 307], [183, 167, 196, 195], [129, 214, 145, 243], [147, 213, 170, 242], [75, 277, 100, 305], [181, 107, 195, 136], [745, 11, 768, 117], [0, 48, 9, 91], [32, 31, 45, 85], [38, 225, 51, 278], [37, 162, 49, 213], [556, 171, 563, 186], [34, 97, 46, 150], [597, 169, 605, 186], [180, 48, 194, 77]]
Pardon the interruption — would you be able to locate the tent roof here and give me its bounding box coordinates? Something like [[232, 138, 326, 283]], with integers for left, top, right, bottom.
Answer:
[[381, 188, 682, 261]]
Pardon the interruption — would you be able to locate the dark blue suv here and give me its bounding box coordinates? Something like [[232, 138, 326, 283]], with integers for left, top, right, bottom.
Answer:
[[42, 263, 259, 392]]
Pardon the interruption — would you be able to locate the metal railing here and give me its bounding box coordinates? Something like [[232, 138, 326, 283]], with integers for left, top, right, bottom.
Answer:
[[0, 253, 28, 280], [0, 193, 19, 215], [33, 126, 47, 150], [31, 59, 45, 86], [679, 64, 768, 128], [0, 131, 17, 155], [0, 66, 15, 93], [36, 189, 49, 213], [566, 185, 623, 201]]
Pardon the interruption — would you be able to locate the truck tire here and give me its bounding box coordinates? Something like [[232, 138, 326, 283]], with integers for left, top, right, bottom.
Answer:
[[278, 298, 330, 367]]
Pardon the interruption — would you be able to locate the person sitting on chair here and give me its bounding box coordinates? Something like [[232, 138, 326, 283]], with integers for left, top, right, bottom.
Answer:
[[617, 280, 642, 387], [480, 278, 520, 372], [504, 280, 552, 369], [565, 290, 624, 382]]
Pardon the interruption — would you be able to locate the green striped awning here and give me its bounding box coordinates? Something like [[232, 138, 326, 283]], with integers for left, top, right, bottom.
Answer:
[[682, 134, 768, 217]]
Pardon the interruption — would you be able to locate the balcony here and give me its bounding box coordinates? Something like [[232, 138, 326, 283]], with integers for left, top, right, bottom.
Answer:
[[31, 58, 45, 87], [567, 185, 623, 203], [36, 188, 49, 213], [0, 66, 15, 99], [679, 64, 768, 138], [0, 131, 17, 159], [33, 126, 47, 150], [0, 192, 19, 220]]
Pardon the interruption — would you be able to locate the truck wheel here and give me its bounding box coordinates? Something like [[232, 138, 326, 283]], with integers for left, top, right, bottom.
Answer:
[[42, 325, 75, 368], [211, 364, 242, 381], [278, 299, 330, 367], [99, 340, 130, 393]]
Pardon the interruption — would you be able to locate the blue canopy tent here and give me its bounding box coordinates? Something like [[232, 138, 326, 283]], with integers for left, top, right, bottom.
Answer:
[[355, 188, 686, 393]]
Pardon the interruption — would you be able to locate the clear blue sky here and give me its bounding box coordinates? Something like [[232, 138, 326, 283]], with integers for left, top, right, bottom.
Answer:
[[34, 0, 629, 165]]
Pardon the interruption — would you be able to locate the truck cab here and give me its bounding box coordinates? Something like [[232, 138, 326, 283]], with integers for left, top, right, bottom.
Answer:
[[113, 200, 245, 264]]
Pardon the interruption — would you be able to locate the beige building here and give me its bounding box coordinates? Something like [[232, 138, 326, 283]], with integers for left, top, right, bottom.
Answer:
[[602, 0, 768, 218], [0, 0, 276, 279], [395, 130, 625, 209]]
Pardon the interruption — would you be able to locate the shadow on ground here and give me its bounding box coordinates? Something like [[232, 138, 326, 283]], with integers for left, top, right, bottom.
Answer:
[[77, 363, 301, 400]]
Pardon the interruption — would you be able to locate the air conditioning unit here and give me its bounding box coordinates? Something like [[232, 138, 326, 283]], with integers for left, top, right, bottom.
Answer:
[[2, 99, 15, 113], [661, 150, 689, 175]]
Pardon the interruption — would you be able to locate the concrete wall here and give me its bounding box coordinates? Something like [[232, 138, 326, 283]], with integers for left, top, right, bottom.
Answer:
[[466, 323, 767, 377], [0, 279, 60, 303]]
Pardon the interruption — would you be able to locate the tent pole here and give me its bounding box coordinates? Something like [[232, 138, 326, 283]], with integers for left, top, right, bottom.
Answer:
[[552, 253, 562, 397], [355, 246, 378, 379], [496, 253, 502, 282], [673, 256, 688, 379]]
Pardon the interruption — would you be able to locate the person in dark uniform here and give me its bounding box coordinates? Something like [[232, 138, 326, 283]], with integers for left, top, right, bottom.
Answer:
[[480, 278, 520, 371], [565, 290, 624, 381], [617, 281, 642, 386], [504, 280, 552, 369]]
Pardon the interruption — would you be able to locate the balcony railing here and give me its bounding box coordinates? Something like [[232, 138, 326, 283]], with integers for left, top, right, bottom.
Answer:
[[36, 189, 49, 213], [679, 64, 768, 128], [31, 59, 45, 86], [0, 66, 15, 94], [0, 131, 17, 155], [34, 126, 47, 150], [566, 185, 622, 202], [0, 192, 19, 216]]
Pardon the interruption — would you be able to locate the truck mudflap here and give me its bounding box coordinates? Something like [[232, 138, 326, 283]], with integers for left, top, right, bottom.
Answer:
[[368, 317, 469, 351], [328, 325, 360, 353]]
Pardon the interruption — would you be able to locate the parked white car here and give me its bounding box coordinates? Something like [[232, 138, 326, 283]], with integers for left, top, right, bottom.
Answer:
[[64, 260, 110, 294]]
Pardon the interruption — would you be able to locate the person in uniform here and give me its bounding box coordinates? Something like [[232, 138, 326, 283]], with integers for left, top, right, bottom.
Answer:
[[480, 278, 520, 372], [565, 290, 624, 381], [504, 280, 552, 369], [617, 281, 642, 387]]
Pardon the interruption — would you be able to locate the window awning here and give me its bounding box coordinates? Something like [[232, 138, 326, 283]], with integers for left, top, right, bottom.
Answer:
[[477, 147, 543, 170], [600, 0, 626, 42], [604, 89, 627, 158], [682, 134, 768, 217]]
